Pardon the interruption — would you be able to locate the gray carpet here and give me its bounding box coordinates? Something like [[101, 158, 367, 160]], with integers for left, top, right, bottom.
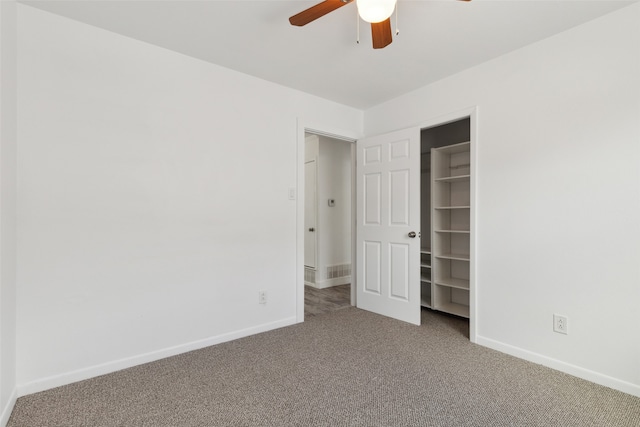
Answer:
[[8, 308, 640, 426]]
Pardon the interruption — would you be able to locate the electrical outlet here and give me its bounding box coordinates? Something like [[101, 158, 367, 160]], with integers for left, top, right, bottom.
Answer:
[[258, 291, 267, 305], [553, 314, 568, 334]]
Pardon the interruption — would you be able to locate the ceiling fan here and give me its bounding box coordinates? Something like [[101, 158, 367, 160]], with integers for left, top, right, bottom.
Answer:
[[289, 0, 471, 50]]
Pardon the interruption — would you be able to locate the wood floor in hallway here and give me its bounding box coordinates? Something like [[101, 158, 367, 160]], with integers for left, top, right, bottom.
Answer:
[[304, 284, 351, 318]]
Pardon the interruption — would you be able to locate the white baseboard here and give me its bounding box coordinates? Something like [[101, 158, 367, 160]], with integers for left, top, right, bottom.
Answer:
[[476, 335, 640, 398], [17, 316, 297, 397], [0, 388, 17, 427], [315, 276, 350, 289]]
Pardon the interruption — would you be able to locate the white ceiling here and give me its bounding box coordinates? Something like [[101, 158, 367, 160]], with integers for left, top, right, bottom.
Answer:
[[20, 0, 636, 109]]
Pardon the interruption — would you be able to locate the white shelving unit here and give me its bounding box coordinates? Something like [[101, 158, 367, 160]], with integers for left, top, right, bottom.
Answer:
[[420, 248, 432, 308], [420, 150, 433, 309], [431, 141, 471, 318]]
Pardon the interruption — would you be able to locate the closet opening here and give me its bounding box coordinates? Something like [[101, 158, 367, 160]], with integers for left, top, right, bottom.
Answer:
[[420, 117, 472, 330]]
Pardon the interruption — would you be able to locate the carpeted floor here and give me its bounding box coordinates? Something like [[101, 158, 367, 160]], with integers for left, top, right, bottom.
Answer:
[[8, 308, 640, 426]]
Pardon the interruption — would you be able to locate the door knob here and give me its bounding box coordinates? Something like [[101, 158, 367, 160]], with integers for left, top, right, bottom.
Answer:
[[309, 227, 315, 232], [408, 231, 417, 238]]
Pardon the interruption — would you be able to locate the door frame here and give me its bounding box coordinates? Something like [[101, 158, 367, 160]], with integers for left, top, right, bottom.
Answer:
[[303, 158, 318, 271], [295, 119, 360, 323]]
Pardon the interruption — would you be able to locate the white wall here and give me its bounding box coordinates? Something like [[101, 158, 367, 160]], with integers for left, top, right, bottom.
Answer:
[[16, 5, 362, 394], [365, 4, 640, 396], [0, 0, 18, 423], [316, 136, 351, 287]]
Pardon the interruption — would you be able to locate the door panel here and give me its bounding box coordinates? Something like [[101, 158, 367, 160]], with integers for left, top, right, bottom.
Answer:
[[389, 243, 409, 300], [364, 173, 381, 225], [356, 128, 420, 325], [390, 170, 409, 225], [363, 241, 381, 294]]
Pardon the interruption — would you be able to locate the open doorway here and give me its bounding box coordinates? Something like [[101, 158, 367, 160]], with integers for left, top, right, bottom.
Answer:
[[303, 132, 354, 318], [419, 118, 472, 332]]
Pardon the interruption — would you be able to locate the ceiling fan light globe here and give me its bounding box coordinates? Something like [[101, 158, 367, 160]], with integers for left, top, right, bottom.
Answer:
[[356, 0, 397, 23]]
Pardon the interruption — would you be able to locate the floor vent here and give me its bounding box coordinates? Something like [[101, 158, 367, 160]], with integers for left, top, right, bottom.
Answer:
[[326, 264, 351, 279], [304, 267, 316, 284]]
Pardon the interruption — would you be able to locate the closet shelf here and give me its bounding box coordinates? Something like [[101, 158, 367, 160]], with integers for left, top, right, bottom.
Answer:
[[435, 253, 470, 261], [435, 301, 469, 318], [449, 163, 470, 169], [420, 248, 431, 255], [434, 277, 469, 290], [434, 206, 470, 210], [434, 174, 470, 183], [420, 263, 431, 268], [434, 229, 470, 234]]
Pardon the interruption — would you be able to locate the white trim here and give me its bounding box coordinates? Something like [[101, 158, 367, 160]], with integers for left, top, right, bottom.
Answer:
[[476, 335, 640, 398], [0, 388, 17, 427], [304, 157, 318, 271], [468, 108, 478, 344], [296, 118, 360, 323], [17, 317, 296, 397], [312, 276, 351, 289], [350, 142, 357, 307]]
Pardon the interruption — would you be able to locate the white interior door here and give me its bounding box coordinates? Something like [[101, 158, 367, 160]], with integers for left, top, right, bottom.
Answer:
[[304, 160, 317, 268], [356, 128, 421, 325]]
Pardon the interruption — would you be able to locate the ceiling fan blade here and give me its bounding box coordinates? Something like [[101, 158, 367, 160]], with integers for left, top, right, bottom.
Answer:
[[289, 0, 353, 27], [371, 18, 392, 49]]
